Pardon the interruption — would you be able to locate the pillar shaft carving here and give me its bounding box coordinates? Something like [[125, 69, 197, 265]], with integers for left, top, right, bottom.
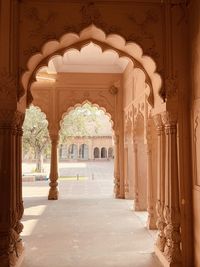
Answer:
[[161, 111, 182, 264], [48, 134, 59, 200], [0, 110, 25, 266], [133, 142, 139, 210], [154, 114, 166, 251], [113, 133, 120, 198]]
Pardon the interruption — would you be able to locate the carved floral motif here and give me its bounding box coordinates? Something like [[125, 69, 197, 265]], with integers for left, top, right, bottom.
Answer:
[[127, 9, 160, 60], [161, 111, 178, 127], [156, 200, 166, 252], [25, 7, 57, 39], [0, 70, 17, 101], [163, 206, 182, 263]]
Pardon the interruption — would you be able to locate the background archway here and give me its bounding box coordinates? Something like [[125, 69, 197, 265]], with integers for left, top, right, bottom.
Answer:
[[94, 147, 100, 159], [101, 147, 107, 158]]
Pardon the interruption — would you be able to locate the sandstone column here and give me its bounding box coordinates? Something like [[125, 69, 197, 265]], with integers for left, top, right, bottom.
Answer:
[[48, 134, 59, 200], [124, 146, 129, 199], [14, 113, 25, 256], [133, 142, 139, 210], [162, 111, 181, 265], [146, 142, 156, 229], [0, 111, 25, 267], [113, 133, 120, 198], [154, 114, 166, 252]]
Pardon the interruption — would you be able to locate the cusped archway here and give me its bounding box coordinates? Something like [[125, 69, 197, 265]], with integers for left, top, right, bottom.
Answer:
[[20, 24, 162, 110]]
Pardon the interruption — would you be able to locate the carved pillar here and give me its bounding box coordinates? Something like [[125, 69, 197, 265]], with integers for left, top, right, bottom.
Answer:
[[133, 142, 139, 210], [0, 111, 25, 267], [14, 113, 25, 257], [113, 133, 120, 198], [154, 114, 166, 252], [162, 111, 182, 265], [146, 142, 157, 229], [48, 134, 59, 200], [124, 146, 129, 199]]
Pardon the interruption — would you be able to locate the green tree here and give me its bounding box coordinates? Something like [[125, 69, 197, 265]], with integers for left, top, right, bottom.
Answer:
[[60, 103, 102, 143], [23, 106, 50, 172]]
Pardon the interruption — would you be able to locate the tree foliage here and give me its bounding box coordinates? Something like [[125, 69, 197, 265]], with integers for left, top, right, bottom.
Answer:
[[23, 106, 50, 172], [60, 103, 109, 143]]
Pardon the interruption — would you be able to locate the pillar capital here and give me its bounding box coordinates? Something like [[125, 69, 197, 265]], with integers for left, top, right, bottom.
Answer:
[[0, 69, 17, 104], [161, 111, 178, 127], [50, 134, 59, 145], [0, 109, 25, 128]]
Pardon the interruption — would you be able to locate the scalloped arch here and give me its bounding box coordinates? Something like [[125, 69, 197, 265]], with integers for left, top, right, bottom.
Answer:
[[59, 100, 114, 133], [21, 24, 162, 107]]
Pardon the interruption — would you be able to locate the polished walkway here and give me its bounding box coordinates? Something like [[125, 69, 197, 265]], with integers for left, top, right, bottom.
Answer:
[[21, 162, 162, 267]]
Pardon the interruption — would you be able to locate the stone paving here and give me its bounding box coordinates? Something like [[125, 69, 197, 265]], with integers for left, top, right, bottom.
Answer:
[[21, 161, 162, 267]]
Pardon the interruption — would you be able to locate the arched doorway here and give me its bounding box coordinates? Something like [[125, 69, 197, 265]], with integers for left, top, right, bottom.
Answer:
[[20, 24, 162, 201], [79, 144, 89, 160], [94, 147, 100, 158], [68, 144, 78, 159], [101, 147, 107, 158], [17, 25, 168, 267]]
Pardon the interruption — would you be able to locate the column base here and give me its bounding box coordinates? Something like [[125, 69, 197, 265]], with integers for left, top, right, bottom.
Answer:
[[14, 248, 25, 267], [155, 245, 182, 267], [0, 245, 25, 267], [48, 188, 59, 200], [134, 206, 147, 211], [146, 215, 157, 230], [114, 193, 124, 199]]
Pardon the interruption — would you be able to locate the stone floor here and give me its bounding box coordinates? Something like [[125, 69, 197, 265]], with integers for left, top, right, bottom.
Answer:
[[21, 162, 162, 267]]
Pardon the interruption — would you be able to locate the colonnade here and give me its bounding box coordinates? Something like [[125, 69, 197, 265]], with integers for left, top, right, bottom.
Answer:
[[0, 109, 182, 267], [153, 112, 181, 266], [123, 109, 182, 266]]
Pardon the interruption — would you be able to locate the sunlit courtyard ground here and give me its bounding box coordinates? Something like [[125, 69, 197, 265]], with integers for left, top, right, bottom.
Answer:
[[21, 161, 161, 267]]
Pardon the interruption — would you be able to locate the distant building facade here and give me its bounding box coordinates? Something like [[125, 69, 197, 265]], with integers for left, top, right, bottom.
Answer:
[[59, 136, 114, 160]]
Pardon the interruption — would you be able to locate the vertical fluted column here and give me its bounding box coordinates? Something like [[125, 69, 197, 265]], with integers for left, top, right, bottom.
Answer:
[[162, 112, 181, 265], [48, 135, 59, 200], [113, 133, 120, 198], [146, 142, 156, 229], [154, 114, 166, 252], [133, 142, 139, 210]]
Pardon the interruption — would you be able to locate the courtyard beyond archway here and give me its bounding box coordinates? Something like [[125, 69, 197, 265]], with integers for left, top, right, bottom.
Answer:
[[21, 161, 161, 267]]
